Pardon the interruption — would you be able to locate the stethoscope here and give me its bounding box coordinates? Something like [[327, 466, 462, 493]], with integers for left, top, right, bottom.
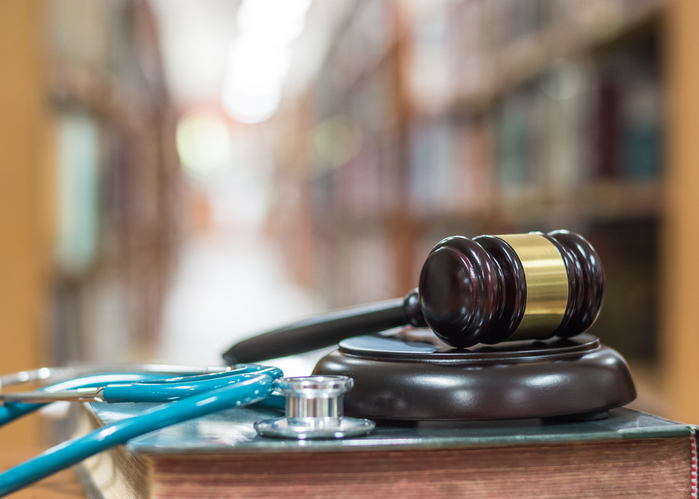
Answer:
[[0, 364, 282, 496], [0, 364, 372, 497]]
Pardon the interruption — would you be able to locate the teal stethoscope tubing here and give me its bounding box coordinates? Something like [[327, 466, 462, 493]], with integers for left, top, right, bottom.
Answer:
[[0, 365, 285, 427], [0, 365, 283, 497], [0, 372, 170, 428]]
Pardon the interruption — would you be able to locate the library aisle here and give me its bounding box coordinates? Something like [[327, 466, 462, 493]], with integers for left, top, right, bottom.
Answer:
[[157, 233, 325, 374]]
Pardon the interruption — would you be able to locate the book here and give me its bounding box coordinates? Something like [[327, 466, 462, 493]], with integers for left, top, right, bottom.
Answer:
[[74, 404, 698, 498]]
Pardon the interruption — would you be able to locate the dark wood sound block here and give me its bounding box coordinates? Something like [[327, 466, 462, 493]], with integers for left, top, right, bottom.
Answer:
[[312, 330, 636, 421]]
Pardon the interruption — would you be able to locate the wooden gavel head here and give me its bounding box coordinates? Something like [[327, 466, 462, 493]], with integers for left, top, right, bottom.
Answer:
[[403, 230, 605, 348], [222, 229, 606, 364]]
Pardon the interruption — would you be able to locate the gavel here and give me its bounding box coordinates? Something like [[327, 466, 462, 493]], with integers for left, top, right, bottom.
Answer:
[[222, 230, 604, 364]]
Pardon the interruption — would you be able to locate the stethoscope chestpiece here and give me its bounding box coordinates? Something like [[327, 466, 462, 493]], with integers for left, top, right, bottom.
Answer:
[[254, 375, 375, 439]]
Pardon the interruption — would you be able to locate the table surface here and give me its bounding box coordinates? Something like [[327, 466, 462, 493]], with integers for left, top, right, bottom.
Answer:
[[0, 449, 83, 498]]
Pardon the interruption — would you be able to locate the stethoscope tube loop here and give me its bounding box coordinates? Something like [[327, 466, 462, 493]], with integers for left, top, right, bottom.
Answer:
[[0, 366, 257, 428], [0, 365, 280, 407], [0, 364, 232, 391], [102, 366, 282, 403], [0, 372, 171, 429], [0, 368, 283, 497]]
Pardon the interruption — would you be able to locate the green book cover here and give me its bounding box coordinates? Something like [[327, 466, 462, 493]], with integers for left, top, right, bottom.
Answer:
[[84, 403, 695, 455]]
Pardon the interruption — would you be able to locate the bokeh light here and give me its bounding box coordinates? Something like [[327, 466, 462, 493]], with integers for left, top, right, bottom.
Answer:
[[176, 112, 233, 180], [221, 0, 313, 124]]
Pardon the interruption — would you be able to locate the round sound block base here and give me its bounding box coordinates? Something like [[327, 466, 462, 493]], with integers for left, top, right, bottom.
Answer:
[[312, 331, 636, 421]]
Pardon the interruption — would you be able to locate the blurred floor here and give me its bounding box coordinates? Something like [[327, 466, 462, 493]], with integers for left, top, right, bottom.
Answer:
[[157, 234, 327, 375]]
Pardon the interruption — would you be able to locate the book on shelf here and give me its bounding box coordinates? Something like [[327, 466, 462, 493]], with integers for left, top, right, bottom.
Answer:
[[74, 403, 697, 498], [595, 52, 662, 181]]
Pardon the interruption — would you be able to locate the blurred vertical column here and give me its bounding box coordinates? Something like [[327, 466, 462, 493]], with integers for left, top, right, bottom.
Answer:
[[47, 0, 180, 367], [663, 0, 699, 424], [0, 0, 50, 446]]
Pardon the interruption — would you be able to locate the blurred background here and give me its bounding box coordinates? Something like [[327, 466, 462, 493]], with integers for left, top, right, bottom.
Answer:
[[1, 0, 697, 448]]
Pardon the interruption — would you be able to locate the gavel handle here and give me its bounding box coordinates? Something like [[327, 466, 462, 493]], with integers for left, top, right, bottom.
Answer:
[[222, 299, 408, 364]]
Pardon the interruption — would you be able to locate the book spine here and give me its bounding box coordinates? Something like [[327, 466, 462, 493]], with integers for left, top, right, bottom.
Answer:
[[691, 432, 697, 499]]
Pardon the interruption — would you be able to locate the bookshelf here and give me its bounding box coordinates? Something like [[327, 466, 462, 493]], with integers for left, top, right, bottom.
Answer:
[[268, 0, 672, 405], [46, 2, 180, 366], [0, 0, 179, 449], [271, 3, 664, 281]]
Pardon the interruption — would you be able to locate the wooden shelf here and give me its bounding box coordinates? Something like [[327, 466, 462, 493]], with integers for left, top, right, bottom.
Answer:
[[661, 0, 699, 424], [578, 180, 662, 221], [413, 0, 665, 119], [407, 181, 661, 233]]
